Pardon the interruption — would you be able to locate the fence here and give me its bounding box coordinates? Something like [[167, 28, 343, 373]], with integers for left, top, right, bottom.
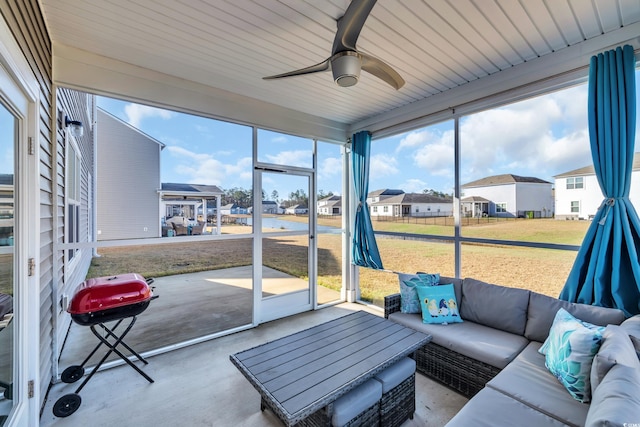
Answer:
[[371, 215, 533, 227]]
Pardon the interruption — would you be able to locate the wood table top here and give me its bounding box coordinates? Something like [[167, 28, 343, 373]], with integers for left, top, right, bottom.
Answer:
[[230, 310, 431, 426]]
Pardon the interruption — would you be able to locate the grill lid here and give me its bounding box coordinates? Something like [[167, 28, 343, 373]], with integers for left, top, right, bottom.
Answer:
[[68, 273, 153, 315]]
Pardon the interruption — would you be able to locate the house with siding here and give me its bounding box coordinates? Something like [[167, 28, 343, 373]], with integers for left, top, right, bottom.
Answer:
[[285, 204, 308, 215], [369, 192, 453, 218], [160, 183, 223, 233], [461, 174, 554, 218], [554, 153, 640, 220], [2, 2, 639, 425], [317, 195, 342, 215], [96, 108, 165, 240], [261, 200, 279, 214]]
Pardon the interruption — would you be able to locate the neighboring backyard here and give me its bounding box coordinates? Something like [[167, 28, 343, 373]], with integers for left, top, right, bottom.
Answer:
[[88, 218, 590, 305]]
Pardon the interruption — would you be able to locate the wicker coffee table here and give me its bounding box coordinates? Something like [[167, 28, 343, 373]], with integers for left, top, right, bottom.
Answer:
[[230, 310, 431, 426]]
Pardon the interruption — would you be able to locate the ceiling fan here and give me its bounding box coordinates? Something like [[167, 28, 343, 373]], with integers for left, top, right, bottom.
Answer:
[[263, 0, 405, 90]]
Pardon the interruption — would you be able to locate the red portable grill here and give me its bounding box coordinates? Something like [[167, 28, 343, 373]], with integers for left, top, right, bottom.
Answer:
[[53, 273, 158, 418]]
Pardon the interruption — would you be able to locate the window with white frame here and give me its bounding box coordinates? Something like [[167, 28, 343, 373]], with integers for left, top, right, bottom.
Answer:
[[67, 140, 81, 260], [372, 206, 378, 213], [566, 177, 584, 189], [496, 203, 507, 213], [570, 201, 580, 213], [383, 206, 388, 213]]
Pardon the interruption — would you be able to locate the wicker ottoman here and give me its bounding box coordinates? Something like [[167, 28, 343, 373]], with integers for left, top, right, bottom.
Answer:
[[297, 378, 382, 427], [374, 357, 416, 427]]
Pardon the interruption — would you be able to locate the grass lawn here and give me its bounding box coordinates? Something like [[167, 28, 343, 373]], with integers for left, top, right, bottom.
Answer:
[[88, 218, 585, 306]]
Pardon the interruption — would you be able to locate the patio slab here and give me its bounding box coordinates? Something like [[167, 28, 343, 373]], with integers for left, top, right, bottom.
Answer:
[[42, 303, 468, 427]]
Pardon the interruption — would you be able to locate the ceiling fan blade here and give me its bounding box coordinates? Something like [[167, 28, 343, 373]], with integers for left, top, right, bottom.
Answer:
[[332, 0, 378, 54], [360, 52, 405, 90], [263, 59, 330, 80]]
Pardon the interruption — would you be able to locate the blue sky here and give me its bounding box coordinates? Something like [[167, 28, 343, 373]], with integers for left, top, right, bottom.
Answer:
[[97, 70, 640, 199]]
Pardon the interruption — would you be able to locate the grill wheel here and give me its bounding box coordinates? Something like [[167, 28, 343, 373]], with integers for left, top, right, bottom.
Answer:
[[53, 393, 82, 417]]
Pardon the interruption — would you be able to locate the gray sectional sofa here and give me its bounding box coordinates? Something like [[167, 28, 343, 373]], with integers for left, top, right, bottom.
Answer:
[[384, 277, 640, 427]]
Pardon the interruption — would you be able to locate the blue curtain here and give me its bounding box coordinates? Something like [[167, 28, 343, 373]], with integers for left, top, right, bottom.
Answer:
[[559, 44, 640, 316], [351, 131, 384, 269]]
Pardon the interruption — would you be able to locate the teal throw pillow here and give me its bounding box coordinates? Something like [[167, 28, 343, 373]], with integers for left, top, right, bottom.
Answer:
[[540, 308, 605, 403], [416, 283, 462, 324], [398, 273, 440, 314]]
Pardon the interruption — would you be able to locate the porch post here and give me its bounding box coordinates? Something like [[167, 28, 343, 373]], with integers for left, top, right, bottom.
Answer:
[[216, 195, 221, 235]]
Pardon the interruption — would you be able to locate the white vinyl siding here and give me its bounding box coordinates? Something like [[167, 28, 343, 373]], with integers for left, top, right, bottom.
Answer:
[[96, 109, 162, 240]]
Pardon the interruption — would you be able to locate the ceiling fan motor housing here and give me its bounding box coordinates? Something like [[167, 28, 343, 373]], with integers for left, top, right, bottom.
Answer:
[[331, 51, 361, 87]]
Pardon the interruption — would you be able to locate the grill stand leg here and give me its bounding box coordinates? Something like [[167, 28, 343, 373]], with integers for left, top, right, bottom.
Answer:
[[73, 316, 153, 395], [96, 321, 149, 364]]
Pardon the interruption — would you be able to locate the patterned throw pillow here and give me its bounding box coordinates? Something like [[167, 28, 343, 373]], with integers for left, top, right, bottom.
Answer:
[[398, 273, 440, 314], [416, 284, 462, 325], [540, 308, 605, 403]]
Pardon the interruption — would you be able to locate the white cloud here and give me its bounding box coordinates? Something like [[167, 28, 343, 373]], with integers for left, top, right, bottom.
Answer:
[[165, 145, 252, 187], [369, 153, 398, 177], [412, 129, 455, 176], [319, 156, 342, 181], [264, 150, 312, 167], [401, 178, 428, 193], [457, 85, 591, 183], [124, 104, 173, 127], [396, 129, 437, 152]]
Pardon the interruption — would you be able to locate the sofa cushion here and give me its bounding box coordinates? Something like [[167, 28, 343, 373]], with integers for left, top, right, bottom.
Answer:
[[487, 342, 590, 427], [398, 272, 439, 314], [590, 324, 639, 391], [632, 336, 640, 358], [460, 278, 530, 335], [421, 274, 463, 303], [540, 308, 604, 403], [388, 312, 528, 369], [524, 292, 626, 343], [445, 387, 571, 427], [374, 357, 415, 393], [416, 283, 462, 324], [331, 378, 382, 427], [585, 362, 640, 427], [619, 314, 640, 339]]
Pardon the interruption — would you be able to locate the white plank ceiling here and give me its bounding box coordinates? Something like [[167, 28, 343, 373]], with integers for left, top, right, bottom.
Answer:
[[40, 0, 640, 132]]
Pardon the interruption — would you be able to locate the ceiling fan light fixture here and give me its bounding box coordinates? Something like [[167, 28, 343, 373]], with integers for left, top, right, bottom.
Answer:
[[331, 51, 361, 87]]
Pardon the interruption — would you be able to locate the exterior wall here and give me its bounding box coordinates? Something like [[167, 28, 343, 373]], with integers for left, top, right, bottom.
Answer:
[[462, 183, 553, 218], [318, 205, 341, 215], [555, 171, 640, 219], [96, 109, 161, 240], [317, 200, 341, 215], [371, 202, 452, 217], [0, 1, 93, 409], [0, 0, 56, 406], [1, 2, 96, 408], [461, 184, 517, 217], [406, 202, 452, 216], [370, 204, 395, 217], [54, 88, 95, 375], [514, 182, 555, 218]]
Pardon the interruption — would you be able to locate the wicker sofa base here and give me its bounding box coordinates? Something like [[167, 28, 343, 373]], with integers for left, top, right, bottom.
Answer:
[[414, 341, 501, 399], [379, 373, 415, 427], [385, 292, 502, 399]]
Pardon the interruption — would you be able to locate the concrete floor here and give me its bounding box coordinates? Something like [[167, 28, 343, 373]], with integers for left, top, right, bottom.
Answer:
[[42, 303, 468, 427]]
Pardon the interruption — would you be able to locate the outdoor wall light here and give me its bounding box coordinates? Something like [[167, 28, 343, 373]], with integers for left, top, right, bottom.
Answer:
[[65, 116, 84, 138]]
